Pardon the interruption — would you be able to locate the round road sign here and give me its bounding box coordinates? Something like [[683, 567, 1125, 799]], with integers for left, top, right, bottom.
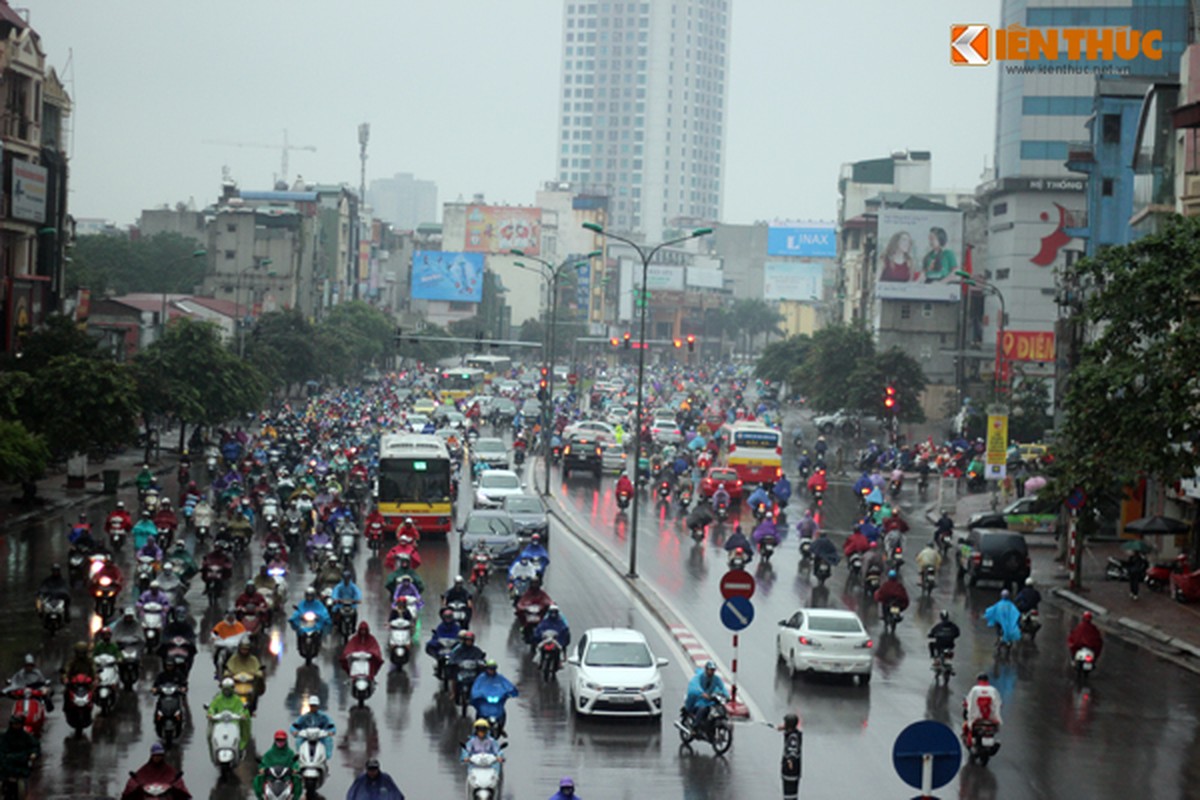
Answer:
[[567, 373, 578, 386], [719, 570, 756, 600]]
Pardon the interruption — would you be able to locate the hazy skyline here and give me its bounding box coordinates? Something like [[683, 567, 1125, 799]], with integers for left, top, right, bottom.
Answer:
[[30, 0, 999, 228]]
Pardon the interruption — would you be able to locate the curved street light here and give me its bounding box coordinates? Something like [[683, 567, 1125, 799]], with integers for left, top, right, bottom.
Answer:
[[951, 269, 1008, 394]]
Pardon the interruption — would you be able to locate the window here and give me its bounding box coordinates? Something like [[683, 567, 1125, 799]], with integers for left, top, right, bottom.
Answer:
[[992, 201, 1008, 216], [1020, 140, 1068, 160], [1102, 178, 1114, 196], [921, 303, 933, 319], [224, 250, 236, 260], [900, 304, 911, 320], [226, 224, 237, 233], [1102, 113, 1121, 144]]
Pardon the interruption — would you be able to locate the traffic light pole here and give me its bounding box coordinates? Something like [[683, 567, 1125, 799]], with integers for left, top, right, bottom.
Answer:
[[543, 270, 560, 496]]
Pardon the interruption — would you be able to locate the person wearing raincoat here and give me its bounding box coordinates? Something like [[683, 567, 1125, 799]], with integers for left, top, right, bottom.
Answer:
[[984, 590, 1021, 645]]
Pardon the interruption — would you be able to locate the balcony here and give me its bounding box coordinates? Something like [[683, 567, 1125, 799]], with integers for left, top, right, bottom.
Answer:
[[1065, 141, 1095, 174], [1062, 207, 1089, 240]]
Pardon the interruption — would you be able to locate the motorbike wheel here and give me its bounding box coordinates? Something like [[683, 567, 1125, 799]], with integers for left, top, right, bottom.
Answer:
[[304, 777, 318, 797], [977, 753, 990, 768], [710, 723, 733, 755], [677, 724, 693, 745]]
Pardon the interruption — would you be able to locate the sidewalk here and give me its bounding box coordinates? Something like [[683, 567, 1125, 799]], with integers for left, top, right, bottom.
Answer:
[[931, 491, 1200, 674]]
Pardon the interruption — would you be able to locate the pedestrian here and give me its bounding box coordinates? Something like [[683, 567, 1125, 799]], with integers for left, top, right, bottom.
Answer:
[[1126, 549, 1149, 600], [778, 712, 802, 800]]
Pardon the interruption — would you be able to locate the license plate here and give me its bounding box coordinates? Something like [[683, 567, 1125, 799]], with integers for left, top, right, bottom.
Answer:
[[982, 557, 994, 567], [607, 694, 641, 703], [981, 736, 995, 747]]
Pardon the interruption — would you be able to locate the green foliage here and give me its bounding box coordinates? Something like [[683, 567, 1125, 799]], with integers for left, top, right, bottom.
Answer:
[[245, 309, 318, 389], [518, 319, 545, 343], [19, 355, 139, 457], [65, 233, 207, 296], [2, 314, 104, 371], [320, 302, 394, 373], [755, 335, 811, 384], [0, 420, 50, 483], [1007, 372, 1053, 443], [796, 324, 875, 412], [1059, 215, 1200, 501], [846, 347, 928, 423]]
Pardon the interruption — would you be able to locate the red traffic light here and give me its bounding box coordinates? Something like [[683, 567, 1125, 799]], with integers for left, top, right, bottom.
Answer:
[[673, 338, 682, 349], [623, 332, 632, 350], [686, 333, 696, 352], [884, 385, 897, 409], [609, 337, 619, 347]]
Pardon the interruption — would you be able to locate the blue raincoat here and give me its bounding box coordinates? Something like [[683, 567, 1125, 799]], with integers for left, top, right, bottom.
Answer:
[[984, 598, 1021, 644]]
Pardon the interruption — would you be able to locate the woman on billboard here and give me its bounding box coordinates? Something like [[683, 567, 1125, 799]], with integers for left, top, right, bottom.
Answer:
[[922, 227, 958, 282], [879, 231, 918, 282]]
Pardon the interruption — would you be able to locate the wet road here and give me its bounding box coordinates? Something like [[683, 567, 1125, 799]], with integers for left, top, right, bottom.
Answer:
[[549, 452, 1200, 799], [6, 469, 786, 799]]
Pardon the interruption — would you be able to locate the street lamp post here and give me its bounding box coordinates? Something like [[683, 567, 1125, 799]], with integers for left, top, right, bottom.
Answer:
[[512, 249, 602, 495], [161, 249, 208, 339], [581, 222, 713, 579], [953, 269, 1007, 395]]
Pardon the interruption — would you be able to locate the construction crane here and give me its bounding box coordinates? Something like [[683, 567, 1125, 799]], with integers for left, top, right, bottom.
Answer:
[[201, 129, 316, 186]]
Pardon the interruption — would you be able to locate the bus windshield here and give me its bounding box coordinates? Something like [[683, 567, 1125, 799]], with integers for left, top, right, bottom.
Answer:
[[378, 458, 451, 504], [733, 429, 780, 449]]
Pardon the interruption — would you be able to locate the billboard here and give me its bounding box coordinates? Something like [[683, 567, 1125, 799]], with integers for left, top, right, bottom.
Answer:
[[767, 225, 837, 258], [1000, 330, 1055, 363], [11, 159, 47, 223], [464, 205, 542, 255], [763, 262, 824, 301], [876, 209, 964, 301], [686, 266, 725, 290], [617, 259, 685, 321], [411, 251, 485, 303]]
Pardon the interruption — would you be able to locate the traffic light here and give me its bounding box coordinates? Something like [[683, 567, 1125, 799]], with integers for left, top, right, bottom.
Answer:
[[673, 338, 683, 349], [538, 366, 549, 400], [884, 385, 897, 412], [609, 337, 619, 348], [686, 334, 696, 352], [635, 288, 651, 309], [623, 332, 632, 350]]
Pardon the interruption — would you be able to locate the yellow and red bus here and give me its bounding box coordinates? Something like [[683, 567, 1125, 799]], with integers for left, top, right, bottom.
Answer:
[[438, 368, 486, 404], [720, 421, 783, 486], [465, 355, 513, 382], [376, 433, 454, 536]]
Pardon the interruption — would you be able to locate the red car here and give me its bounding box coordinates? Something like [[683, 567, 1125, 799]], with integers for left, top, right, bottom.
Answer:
[[700, 467, 743, 502]]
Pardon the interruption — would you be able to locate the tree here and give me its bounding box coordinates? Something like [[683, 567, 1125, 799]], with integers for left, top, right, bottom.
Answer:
[[65, 233, 207, 296], [1058, 215, 1200, 503], [19, 355, 140, 458], [518, 319, 545, 344], [0, 420, 49, 484], [1, 314, 104, 371], [795, 324, 875, 412], [399, 324, 455, 366], [245, 309, 319, 390], [846, 347, 928, 423], [317, 301, 394, 375], [755, 335, 811, 385]]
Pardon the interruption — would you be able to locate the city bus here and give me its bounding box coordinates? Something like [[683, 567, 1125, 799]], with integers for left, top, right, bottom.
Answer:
[[465, 354, 513, 382], [376, 433, 454, 536], [719, 421, 783, 486], [438, 367, 486, 403]]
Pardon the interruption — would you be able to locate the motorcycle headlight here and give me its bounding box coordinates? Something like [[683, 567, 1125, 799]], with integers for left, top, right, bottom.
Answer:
[[98, 576, 112, 586], [303, 612, 316, 622]]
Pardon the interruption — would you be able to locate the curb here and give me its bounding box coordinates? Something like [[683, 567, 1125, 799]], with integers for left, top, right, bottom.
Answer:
[[1051, 588, 1109, 616], [3, 463, 176, 528]]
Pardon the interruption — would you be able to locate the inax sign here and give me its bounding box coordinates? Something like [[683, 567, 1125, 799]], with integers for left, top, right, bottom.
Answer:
[[766, 225, 836, 258], [951, 24, 1163, 66]]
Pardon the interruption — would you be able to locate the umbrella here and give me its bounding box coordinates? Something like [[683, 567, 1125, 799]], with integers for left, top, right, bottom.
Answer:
[[1024, 475, 1048, 494], [1125, 515, 1191, 535], [1121, 539, 1155, 553]]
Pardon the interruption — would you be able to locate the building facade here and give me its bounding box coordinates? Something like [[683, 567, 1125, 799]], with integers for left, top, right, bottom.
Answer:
[[556, 0, 729, 240], [367, 172, 437, 232]]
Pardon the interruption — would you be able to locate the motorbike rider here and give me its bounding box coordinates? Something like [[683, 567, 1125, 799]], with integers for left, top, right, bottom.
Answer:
[[207, 677, 251, 750], [291, 695, 337, 759], [517, 534, 551, 574], [201, 545, 235, 582], [112, 608, 146, 658], [235, 581, 270, 619], [156, 561, 186, 604], [448, 630, 487, 675], [443, 576, 474, 624], [153, 499, 179, 537], [425, 608, 462, 663], [534, 604, 571, 648], [874, 570, 910, 617], [160, 606, 197, 661], [347, 757, 405, 800], [882, 524, 905, 565], [0, 713, 40, 783], [105, 501, 133, 538], [135, 464, 155, 494], [138, 580, 172, 614], [615, 471, 635, 500], [211, 610, 247, 677], [137, 535, 164, 566], [777, 714, 802, 800], [810, 531, 840, 570], [915, 541, 942, 573], [842, 527, 870, 557], [222, 639, 265, 699], [331, 569, 363, 617], [1068, 611, 1104, 662], [684, 661, 728, 736], [6, 654, 53, 712], [469, 660, 519, 736], [384, 553, 426, 595], [796, 509, 818, 540], [395, 517, 421, 544], [121, 743, 190, 800], [746, 483, 772, 514], [934, 510, 954, 540], [68, 512, 96, 551], [339, 622, 384, 681], [723, 524, 754, 564], [752, 516, 780, 550], [928, 609, 962, 659], [984, 590, 1021, 647], [772, 474, 792, 508], [252, 565, 280, 607], [391, 575, 425, 615], [152, 657, 188, 695], [1015, 577, 1042, 614], [711, 483, 732, 512], [93, 627, 122, 661], [252, 730, 302, 800], [882, 507, 909, 535], [962, 673, 1003, 748], [508, 556, 541, 590], [37, 563, 72, 621], [132, 511, 159, 550], [61, 641, 96, 685], [461, 718, 505, 763], [289, 587, 333, 636], [384, 534, 422, 571], [806, 467, 828, 496]]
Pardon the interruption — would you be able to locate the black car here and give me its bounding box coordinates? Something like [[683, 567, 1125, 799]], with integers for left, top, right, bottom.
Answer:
[[957, 528, 1031, 588], [504, 494, 550, 544], [562, 434, 603, 480], [458, 510, 521, 567]]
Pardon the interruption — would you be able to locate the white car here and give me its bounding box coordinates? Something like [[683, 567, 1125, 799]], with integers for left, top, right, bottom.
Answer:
[[649, 416, 683, 444], [604, 407, 632, 427], [776, 608, 873, 682], [563, 420, 617, 442], [600, 440, 627, 473], [474, 470, 525, 509], [405, 413, 432, 432], [569, 628, 668, 717]]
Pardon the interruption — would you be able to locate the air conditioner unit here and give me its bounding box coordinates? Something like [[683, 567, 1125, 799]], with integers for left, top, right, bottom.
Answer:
[[1185, 174, 1200, 199]]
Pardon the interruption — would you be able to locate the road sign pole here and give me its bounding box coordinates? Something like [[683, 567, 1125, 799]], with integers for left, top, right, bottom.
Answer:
[[726, 633, 749, 718], [921, 753, 934, 797], [1068, 509, 1080, 591]]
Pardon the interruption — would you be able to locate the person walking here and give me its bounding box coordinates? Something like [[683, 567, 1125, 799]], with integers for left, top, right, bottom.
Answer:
[[778, 712, 802, 800]]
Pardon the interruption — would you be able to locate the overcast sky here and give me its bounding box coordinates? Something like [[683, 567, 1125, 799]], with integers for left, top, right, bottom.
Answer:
[[30, 0, 999, 227]]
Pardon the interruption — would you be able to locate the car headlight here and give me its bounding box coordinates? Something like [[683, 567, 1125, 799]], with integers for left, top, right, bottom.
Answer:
[[584, 681, 602, 691], [640, 682, 659, 692]]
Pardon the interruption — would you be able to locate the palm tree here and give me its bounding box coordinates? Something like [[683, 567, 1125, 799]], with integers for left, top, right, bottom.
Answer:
[[729, 299, 785, 356]]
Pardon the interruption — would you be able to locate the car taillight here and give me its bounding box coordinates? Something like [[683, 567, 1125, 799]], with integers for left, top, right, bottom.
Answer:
[[859, 639, 874, 649], [736, 480, 743, 488], [972, 553, 982, 565], [775, 467, 782, 478], [775, 446, 782, 456], [797, 636, 812, 646]]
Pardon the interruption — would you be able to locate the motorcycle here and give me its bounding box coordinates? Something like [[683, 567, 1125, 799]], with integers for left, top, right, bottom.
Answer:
[[1105, 557, 1130, 582], [757, 535, 778, 563], [155, 524, 175, 552], [346, 652, 376, 707], [965, 719, 1000, 767], [260, 765, 296, 800], [517, 604, 546, 648], [469, 551, 491, 595], [714, 500, 730, 522], [917, 473, 929, 499], [888, 479, 902, 500], [678, 488, 693, 512], [464, 749, 505, 800], [919, 566, 936, 597], [202, 564, 225, 607], [230, 671, 258, 712], [674, 698, 733, 755], [813, 558, 832, 587], [847, 552, 863, 581], [294, 726, 332, 797], [931, 647, 954, 685], [63, 674, 95, 734], [94, 653, 120, 716], [294, 611, 324, 665], [1073, 647, 1096, 685], [433, 637, 458, 693], [689, 521, 707, 543], [207, 707, 244, 776], [616, 490, 632, 512], [538, 630, 563, 682], [751, 501, 772, 522], [67, 545, 90, 581], [337, 521, 358, 564], [333, 599, 359, 640], [798, 538, 812, 565], [261, 497, 280, 528], [454, 659, 481, 716], [39, 596, 66, 635], [91, 574, 121, 621], [863, 570, 883, 597], [447, 598, 472, 630], [1147, 553, 1192, 592], [388, 617, 413, 667], [966, 469, 986, 493], [140, 601, 166, 652], [364, 520, 385, 553], [514, 448, 526, 468], [262, 540, 287, 566], [3, 685, 48, 736], [1019, 610, 1041, 641], [162, 635, 196, 678], [117, 639, 142, 691], [108, 517, 130, 550], [883, 603, 903, 636], [727, 547, 749, 571], [135, 555, 157, 593], [657, 480, 672, 503], [812, 488, 824, 508], [934, 528, 952, 559], [888, 545, 905, 572]]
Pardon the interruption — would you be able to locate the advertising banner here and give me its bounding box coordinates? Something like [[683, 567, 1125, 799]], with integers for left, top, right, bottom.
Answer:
[[574, 262, 591, 312], [464, 205, 542, 255], [876, 209, 964, 301], [686, 267, 724, 289], [411, 251, 485, 303], [11, 159, 47, 223], [1000, 330, 1055, 363], [763, 262, 824, 301], [767, 225, 837, 258], [985, 412, 1009, 480], [75, 288, 91, 330]]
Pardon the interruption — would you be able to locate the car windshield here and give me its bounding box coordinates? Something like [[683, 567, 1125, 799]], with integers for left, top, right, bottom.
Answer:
[[585, 641, 653, 668], [475, 440, 505, 453], [464, 516, 512, 536], [806, 615, 865, 634], [481, 473, 520, 490], [711, 470, 736, 481], [505, 496, 543, 513]]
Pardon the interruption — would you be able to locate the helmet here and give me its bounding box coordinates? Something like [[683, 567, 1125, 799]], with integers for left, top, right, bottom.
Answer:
[[245, 581, 256, 593], [150, 580, 161, 590], [976, 673, 989, 684], [868, 541, 878, 549], [99, 627, 112, 638], [171, 606, 187, 622], [1025, 577, 1034, 586], [782, 713, 799, 730], [123, 607, 136, 618], [308, 696, 320, 709], [343, 569, 353, 581], [221, 678, 234, 690], [1082, 611, 1093, 621], [454, 575, 464, 585], [366, 757, 381, 770], [531, 533, 541, 543], [484, 658, 498, 670], [79, 512, 88, 522], [22, 654, 35, 666], [461, 630, 476, 643], [115, 501, 125, 510], [1000, 589, 1010, 599], [238, 639, 251, 652], [51, 563, 62, 574], [440, 608, 454, 621], [404, 517, 413, 524], [887, 570, 897, 579], [473, 718, 490, 730], [704, 660, 716, 671], [274, 730, 288, 742], [939, 609, 949, 621], [150, 743, 166, 756], [305, 587, 316, 599], [73, 641, 88, 654], [547, 604, 560, 616]]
